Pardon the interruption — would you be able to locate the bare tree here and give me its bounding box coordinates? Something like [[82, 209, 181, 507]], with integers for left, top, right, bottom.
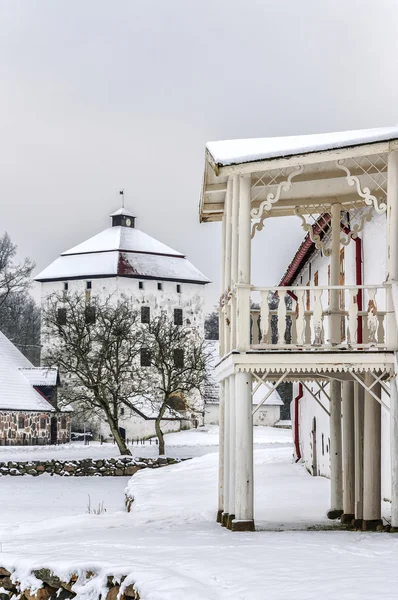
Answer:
[[0, 232, 35, 309], [204, 309, 219, 340], [0, 292, 41, 364], [139, 314, 210, 455], [42, 293, 143, 455]]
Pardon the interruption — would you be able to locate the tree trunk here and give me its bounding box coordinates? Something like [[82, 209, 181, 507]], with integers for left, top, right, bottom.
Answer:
[[107, 413, 131, 456], [155, 401, 168, 456]]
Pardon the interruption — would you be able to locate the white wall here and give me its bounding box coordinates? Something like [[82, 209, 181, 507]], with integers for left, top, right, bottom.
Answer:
[[40, 276, 206, 440], [100, 414, 182, 441], [204, 402, 281, 427]]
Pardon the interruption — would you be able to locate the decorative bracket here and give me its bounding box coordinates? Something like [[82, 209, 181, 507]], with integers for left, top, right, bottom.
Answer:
[[294, 207, 332, 256], [335, 159, 387, 214], [250, 164, 304, 238], [340, 206, 374, 246]]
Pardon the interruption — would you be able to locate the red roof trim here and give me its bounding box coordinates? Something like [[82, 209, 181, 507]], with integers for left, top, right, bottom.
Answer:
[[279, 214, 331, 286]]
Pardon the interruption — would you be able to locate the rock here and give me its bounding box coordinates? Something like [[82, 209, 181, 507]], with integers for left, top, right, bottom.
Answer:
[[36, 466, 45, 473], [0, 567, 11, 576], [24, 585, 57, 600], [124, 584, 139, 597], [106, 586, 125, 600], [33, 569, 62, 589], [115, 469, 124, 476], [124, 466, 139, 476], [0, 576, 15, 590], [157, 457, 168, 465]]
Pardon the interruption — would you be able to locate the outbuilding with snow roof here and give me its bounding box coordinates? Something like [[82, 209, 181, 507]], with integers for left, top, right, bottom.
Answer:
[[0, 331, 70, 446]]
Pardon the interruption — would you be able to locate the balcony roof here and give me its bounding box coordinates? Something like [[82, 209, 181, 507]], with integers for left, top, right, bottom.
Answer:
[[200, 126, 398, 223]]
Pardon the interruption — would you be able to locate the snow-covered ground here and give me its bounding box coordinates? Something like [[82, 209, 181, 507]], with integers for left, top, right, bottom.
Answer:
[[1, 427, 398, 599], [0, 425, 291, 461]]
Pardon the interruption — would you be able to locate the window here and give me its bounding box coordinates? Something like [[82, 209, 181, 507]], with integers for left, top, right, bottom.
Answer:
[[57, 307, 67, 325], [141, 306, 150, 324], [63, 282, 68, 291], [85, 305, 96, 325], [61, 417, 67, 429], [140, 349, 151, 367], [174, 348, 184, 368], [305, 282, 310, 311], [120, 407, 125, 416], [40, 417, 47, 429], [139, 281, 144, 290], [157, 282, 163, 291], [86, 281, 92, 290], [18, 416, 25, 429], [308, 263, 312, 280], [176, 284, 181, 294], [174, 308, 183, 326], [322, 434, 325, 456]]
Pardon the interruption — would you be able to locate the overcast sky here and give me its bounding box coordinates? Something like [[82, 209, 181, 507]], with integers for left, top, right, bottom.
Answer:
[[1, 0, 398, 311]]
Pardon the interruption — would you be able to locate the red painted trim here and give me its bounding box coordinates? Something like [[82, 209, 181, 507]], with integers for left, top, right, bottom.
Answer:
[[279, 214, 331, 286], [294, 383, 303, 461]]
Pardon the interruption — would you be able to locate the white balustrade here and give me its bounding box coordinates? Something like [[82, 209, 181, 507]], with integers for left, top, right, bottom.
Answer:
[[250, 284, 387, 351]]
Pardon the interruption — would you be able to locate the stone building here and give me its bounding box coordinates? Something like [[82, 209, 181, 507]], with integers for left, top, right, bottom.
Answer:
[[0, 330, 70, 445], [35, 207, 210, 440]]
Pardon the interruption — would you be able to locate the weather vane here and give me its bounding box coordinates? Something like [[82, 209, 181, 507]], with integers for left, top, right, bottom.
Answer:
[[119, 189, 124, 208]]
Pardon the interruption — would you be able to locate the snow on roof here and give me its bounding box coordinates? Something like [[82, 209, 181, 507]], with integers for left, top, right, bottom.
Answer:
[[253, 386, 284, 407], [19, 368, 58, 386], [119, 252, 210, 283], [62, 226, 184, 257], [110, 207, 136, 217], [35, 251, 119, 281], [0, 331, 55, 412], [206, 125, 398, 168]]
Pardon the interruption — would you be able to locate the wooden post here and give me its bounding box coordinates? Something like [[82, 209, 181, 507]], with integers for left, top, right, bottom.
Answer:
[[232, 371, 254, 531], [227, 374, 236, 528], [391, 374, 398, 529], [232, 173, 254, 532], [230, 176, 239, 351], [236, 174, 251, 352], [224, 179, 233, 354], [328, 379, 343, 519], [387, 151, 398, 528], [327, 203, 343, 519], [221, 377, 231, 527], [362, 373, 382, 530], [354, 382, 364, 527], [216, 379, 225, 523], [342, 381, 355, 524]]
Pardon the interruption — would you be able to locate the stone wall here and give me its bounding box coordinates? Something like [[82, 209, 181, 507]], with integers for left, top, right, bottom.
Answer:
[[0, 567, 139, 599], [0, 455, 184, 477], [0, 412, 71, 446]]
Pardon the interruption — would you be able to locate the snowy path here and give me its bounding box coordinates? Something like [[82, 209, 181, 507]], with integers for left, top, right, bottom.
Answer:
[[1, 429, 398, 599]]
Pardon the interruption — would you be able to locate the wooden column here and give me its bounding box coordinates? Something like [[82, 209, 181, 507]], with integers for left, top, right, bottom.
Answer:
[[232, 174, 254, 531], [221, 377, 231, 527], [327, 203, 343, 519], [328, 379, 343, 519], [216, 379, 225, 523], [230, 176, 239, 351], [387, 150, 398, 527], [362, 374, 382, 530], [342, 381, 355, 524], [224, 179, 233, 354], [232, 371, 254, 531], [391, 376, 398, 529], [227, 374, 236, 528], [236, 175, 251, 352], [354, 382, 364, 527]]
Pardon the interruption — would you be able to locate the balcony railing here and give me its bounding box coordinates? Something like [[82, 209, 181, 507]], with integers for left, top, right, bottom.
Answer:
[[250, 285, 387, 351]]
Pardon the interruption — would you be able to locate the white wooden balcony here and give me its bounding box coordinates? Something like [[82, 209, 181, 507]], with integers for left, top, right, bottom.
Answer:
[[250, 284, 388, 351]]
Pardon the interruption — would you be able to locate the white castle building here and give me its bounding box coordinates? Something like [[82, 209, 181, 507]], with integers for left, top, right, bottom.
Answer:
[[35, 207, 210, 440]]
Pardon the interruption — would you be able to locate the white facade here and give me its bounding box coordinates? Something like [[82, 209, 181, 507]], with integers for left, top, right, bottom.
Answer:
[[291, 209, 392, 500]]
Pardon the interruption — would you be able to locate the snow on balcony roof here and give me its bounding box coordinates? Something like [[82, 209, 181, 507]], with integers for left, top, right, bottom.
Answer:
[[206, 125, 398, 168], [0, 331, 55, 412], [109, 207, 136, 217], [19, 368, 58, 387], [62, 226, 184, 257]]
